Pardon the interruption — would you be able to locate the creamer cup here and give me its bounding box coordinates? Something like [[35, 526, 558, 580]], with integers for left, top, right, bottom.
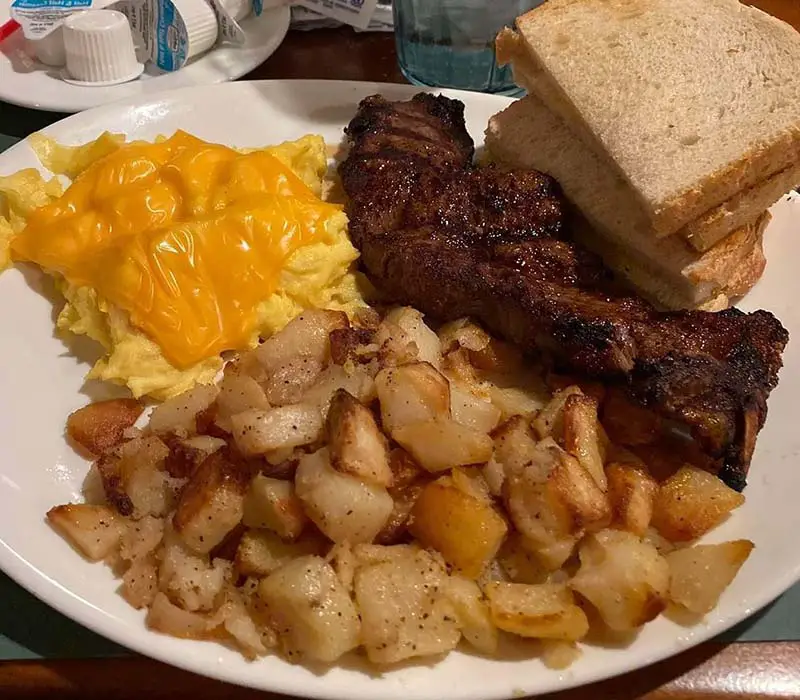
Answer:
[[61, 9, 144, 84], [114, 0, 249, 72]]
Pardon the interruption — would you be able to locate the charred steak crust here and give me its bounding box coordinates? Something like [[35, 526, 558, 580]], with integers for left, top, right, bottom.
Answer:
[[339, 93, 789, 491]]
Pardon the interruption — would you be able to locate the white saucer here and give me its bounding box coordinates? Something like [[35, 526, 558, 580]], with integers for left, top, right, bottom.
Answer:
[[0, 5, 290, 112]]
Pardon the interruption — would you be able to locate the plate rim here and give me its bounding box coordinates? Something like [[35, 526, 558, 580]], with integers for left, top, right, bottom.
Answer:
[[0, 7, 291, 113], [0, 79, 798, 700]]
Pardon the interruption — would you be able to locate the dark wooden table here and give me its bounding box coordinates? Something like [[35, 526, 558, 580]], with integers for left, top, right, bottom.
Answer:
[[1, 1, 800, 697]]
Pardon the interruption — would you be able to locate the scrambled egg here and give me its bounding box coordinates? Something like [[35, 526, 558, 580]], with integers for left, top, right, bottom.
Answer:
[[0, 131, 368, 400]]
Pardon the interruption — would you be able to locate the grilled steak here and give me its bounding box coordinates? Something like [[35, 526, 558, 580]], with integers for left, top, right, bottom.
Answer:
[[339, 93, 789, 491]]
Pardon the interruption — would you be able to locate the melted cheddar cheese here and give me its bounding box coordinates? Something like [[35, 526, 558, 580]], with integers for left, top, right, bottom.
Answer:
[[11, 130, 345, 368]]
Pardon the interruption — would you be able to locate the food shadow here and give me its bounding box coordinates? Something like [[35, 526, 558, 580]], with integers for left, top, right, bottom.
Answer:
[[15, 262, 130, 402]]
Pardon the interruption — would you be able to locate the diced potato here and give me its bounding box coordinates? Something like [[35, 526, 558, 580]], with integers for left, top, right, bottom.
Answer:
[[532, 386, 583, 441], [263, 446, 300, 469], [352, 306, 382, 330], [541, 640, 582, 670], [570, 530, 669, 631], [213, 590, 270, 659], [238, 582, 279, 651], [375, 362, 450, 434], [545, 372, 606, 405], [375, 482, 424, 546], [353, 543, 421, 566], [259, 556, 361, 663], [549, 446, 611, 532], [497, 533, 548, 584], [504, 487, 574, 569], [393, 419, 493, 473], [159, 533, 231, 611], [242, 475, 307, 540], [294, 448, 393, 544], [666, 540, 754, 614], [149, 384, 220, 437], [66, 398, 144, 456], [532, 538, 580, 573], [409, 480, 508, 579], [300, 364, 377, 418], [327, 389, 392, 487], [384, 307, 442, 367], [95, 455, 135, 516], [47, 504, 122, 561], [606, 463, 658, 536], [652, 466, 745, 542], [450, 381, 502, 434], [438, 318, 491, 354], [208, 522, 248, 562], [254, 310, 348, 373], [230, 350, 270, 386], [264, 357, 325, 406], [354, 549, 461, 664], [484, 370, 549, 421], [373, 320, 418, 367], [121, 557, 158, 609], [562, 394, 607, 491], [215, 373, 270, 431], [163, 435, 226, 479], [117, 436, 173, 518], [146, 592, 211, 639], [381, 449, 428, 545], [484, 582, 589, 641], [501, 438, 577, 569], [230, 405, 323, 457], [235, 529, 325, 577], [119, 515, 164, 562], [477, 558, 509, 588], [450, 466, 491, 503], [183, 435, 227, 455], [388, 447, 426, 489], [329, 327, 377, 366], [327, 542, 357, 592], [642, 527, 678, 555], [172, 451, 248, 554], [492, 416, 542, 476], [441, 347, 484, 388], [444, 575, 498, 654], [482, 457, 505, 498]]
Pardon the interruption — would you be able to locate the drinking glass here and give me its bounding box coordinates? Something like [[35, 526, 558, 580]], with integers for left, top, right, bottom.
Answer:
[[393, 0, 544, 96]]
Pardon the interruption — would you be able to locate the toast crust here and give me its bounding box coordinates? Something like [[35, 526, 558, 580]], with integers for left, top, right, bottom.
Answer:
[[571, 212, 767, 310], [681, 165, 799, 251]]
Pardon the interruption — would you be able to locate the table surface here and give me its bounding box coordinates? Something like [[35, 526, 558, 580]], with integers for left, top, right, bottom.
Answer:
[[1, 1, 800, 697]]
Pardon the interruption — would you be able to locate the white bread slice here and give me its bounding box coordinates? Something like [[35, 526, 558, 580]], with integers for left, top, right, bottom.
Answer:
[[496, 0, 800, 235], [497, 25, 800, 253], [484, 95, 768, 309]]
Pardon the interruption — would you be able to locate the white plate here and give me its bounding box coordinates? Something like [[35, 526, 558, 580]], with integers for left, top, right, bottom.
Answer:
[[0, 80, 798, 700], [0, 6, 290, 112]]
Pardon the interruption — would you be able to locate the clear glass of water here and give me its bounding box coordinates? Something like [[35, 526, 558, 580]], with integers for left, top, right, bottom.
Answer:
[[393, 0, 543, 96]]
